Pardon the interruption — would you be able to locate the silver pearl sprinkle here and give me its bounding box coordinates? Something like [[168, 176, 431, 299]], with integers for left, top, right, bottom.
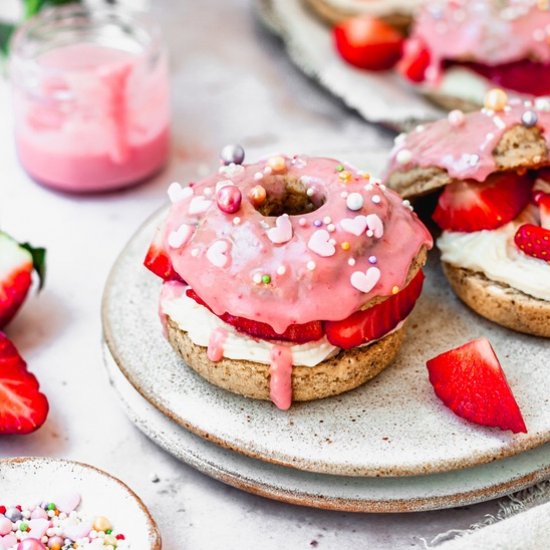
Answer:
[[4, 507, 22, 522], [221, 144, 245, 166], [521, 110, 538, 128]]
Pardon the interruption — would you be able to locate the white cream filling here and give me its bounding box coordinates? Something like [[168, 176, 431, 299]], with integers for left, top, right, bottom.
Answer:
[[317, 0, 423, 17], [425, 67, 490, 107], [437, 210, 550, 302]]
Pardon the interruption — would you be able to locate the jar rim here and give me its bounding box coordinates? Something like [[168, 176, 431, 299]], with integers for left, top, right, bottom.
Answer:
[[10, 3, 163, 66]]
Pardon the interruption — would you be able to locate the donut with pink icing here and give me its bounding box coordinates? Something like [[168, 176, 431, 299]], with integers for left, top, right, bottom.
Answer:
[[145, 151, 432, 409], [385, 92, 550, 337], [399, 0, 550, 110]]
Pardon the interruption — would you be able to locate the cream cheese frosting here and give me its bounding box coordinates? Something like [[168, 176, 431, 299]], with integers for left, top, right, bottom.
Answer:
[[438, 207, 550, 302]]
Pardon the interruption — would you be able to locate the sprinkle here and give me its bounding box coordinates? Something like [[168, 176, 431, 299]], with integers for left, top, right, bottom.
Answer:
[[368, 256, 377, 264], [340, 191, 349, 198], [262, 274, 271, 284], [366, 229, 374, 237], [329, 239, 336, 246], [306, 260, 316, 270], [327, 224, 336, 233], [299, 218, 307, 227], [253, 273, 262, 284], [402, 199, 411, 207], [448, 109, 465, 127], [338, 170, 352, 182], [364, 183, 374, 191], [276, 265, 287, 276], [346, 192, 364, 211], [306, 187, 315, 197], [394, 133, 407, 146], [522, 110, 539, 128], [267, 156, 287, 173], [396, 149, 413, 165], [335, 164, 344, 172], [263, 166, 273, 175], [371, 195, 381, 204], [191, 248, 199, 257], [254, 172, 263, 181], [313, 219, 322, 227], [415, 125, 425, 132], [233, 217, 241, 225], [535, 97, 550, 111], [323, 216, 332, 224], [359, 171, 370, 180], [468, 154, 480, 166], [484, 88, 508, 111], [203, 187, 213, 196], [249, 185, 267, 206], [341, 242, 350, 251], [392, 286, 400, 295], [348, 258, 356, 266]]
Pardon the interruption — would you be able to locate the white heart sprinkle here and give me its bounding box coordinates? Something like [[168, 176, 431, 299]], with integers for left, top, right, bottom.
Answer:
[[340, 216, 368, 236], [267, 214, 293, 244], [168, 224, 194, 248], [188, 196, 213, 215], [207, 240, 231, 268], [350, 267, 381, 293], [167, 182, 193, 203], [366, 214, 384, 238], [307, 229, 335, 257]]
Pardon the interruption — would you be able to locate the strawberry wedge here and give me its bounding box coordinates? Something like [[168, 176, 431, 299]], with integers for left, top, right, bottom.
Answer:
[[427, 338, 527, 433]]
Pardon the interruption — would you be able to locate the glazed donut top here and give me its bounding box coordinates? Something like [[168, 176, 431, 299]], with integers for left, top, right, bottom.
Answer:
[[412, 0, 550, 76], [386, 97, 550, 183], [160, 155, 432, 334]]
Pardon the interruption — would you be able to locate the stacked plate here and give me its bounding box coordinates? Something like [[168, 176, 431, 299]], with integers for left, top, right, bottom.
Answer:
[[101, 152, 550, 513]]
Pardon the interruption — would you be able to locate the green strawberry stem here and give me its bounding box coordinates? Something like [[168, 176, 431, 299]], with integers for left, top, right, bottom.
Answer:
[[20, 243, 46, 290]]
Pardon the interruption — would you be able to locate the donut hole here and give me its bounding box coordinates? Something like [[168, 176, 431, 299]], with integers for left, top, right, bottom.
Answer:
[[253, 175, 326, 217]]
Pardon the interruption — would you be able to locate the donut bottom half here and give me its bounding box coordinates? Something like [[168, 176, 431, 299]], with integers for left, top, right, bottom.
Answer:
[[442, 262, 550, 338], [166, 317, 405, 402]]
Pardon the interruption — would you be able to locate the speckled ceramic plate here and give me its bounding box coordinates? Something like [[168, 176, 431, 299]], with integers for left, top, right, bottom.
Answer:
[[102, 151, 549, 478], [104, 342, 550, 513], [260, 0, 444, 130], [0, 457, 161, 549]]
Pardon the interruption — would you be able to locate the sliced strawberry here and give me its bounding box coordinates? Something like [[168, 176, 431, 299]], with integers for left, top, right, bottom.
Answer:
[[144, 226, 184, 282], [333, 16, 404, 71], [186, 288, 324, 344], [0, 332, 49, 434], [324, 270, 424, 349], [0, 232, 46, 329], [427, 338, 527, 433], [432, 172, 533, 233], [538, 195, 550, 230], [514, 224, 550, 262], [397, 37, 431, 83]]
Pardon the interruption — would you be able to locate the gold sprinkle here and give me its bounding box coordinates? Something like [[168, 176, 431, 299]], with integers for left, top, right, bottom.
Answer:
[[392, 285, 400, 295], [341, 242, 350, 251]]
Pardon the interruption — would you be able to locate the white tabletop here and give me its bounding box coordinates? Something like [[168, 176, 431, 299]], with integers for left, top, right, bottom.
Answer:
[[0, 1, 515, 548]]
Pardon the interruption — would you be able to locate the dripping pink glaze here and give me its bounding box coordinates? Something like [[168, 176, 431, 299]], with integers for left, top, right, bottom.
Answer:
[[159, 156, 432, 334], [412, 0, 550, 83], [386, 99, 550, 182], [269, 345, 293, 411], [207, 327, 228, 362]]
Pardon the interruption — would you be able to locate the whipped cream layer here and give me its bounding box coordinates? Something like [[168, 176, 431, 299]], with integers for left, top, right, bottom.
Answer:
[[316, 0, 423, 17], [438, 208, 550, 302], [161, 286, 339, 367]]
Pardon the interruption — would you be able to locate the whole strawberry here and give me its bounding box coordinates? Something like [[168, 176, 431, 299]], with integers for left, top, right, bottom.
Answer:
[[0, 231, 46, 328]]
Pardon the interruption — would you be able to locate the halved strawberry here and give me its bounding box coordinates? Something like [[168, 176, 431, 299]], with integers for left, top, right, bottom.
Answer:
[[432, 172, 533, 233], [514, 224, 550, 262], [186, 289, 323, 344], [333, 16, 404, 71], [397, 37, 431, 83], [0, 332, 49, 434], [324, 270, 424, 349], [426, 338, 527, 434], [144, 226, 184, 282], [0, 232, 46, 329]]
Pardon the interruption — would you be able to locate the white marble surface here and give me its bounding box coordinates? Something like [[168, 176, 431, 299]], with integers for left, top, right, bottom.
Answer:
[[0, 0, 525, 548]]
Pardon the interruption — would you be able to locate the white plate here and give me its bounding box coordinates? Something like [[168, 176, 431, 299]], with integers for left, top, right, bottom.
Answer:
[[0, 458, 161, 549], [104, 341, 550, 513], [265, 0, 444, 130], [101, 150, 550, 478]]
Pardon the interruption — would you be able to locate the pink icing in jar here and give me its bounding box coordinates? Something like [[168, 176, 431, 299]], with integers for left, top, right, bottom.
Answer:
[[10, 5, 170, 193]]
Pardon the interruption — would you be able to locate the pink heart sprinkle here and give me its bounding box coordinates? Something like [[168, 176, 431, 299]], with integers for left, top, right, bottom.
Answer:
[[340, 216, 368, 236], [188, 196, 212, 215], [27, 518, 50, 539], [167, 182, 193, 203], [307, 229, 336, 257], [1, 534, 17, 549], [206, 240, 231, 268], [267, 215, 293, 244], [366, 214, 384, 238], [168, 224, 194, 249], [63, 521, 92, 541], [350, 267, 381, 293], [30, 508, 47, 520]]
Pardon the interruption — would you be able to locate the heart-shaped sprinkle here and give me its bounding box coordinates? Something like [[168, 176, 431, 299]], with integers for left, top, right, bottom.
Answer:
[[1, 534, 17, 549], [207, 240, 231, 268], [308, 229, 336, 257], [350, 267, 381, 293], [267, 214, 293, 244], [340, 216, 368, 236], [188, 196, 213, 215], [28, 518, 50, 539], [168, 224, 194, 249], [366, 214, 384, 238], [63, 520, 93, 541], [54, 491, 81, 514], [167, 182, 193, 203]]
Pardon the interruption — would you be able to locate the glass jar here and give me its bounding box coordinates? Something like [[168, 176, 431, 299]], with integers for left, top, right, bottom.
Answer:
[[10, 4, 170, 193]]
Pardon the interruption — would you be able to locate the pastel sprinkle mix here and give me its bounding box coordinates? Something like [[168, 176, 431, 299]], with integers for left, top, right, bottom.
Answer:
[[348, 258, 356, 266], [335, 164, 344, 172], [253, 273, 262, 284], [233, 217, 241, 225], [368, 256, 377, 264], [276, 265, 287, 276], [341, 242, 350, 251], [307, 261, 317, 270], [262, 274, 271, 284], [327, 224, 336, 233], [371, 195, 382, 204], [392, 285, 400, 295]]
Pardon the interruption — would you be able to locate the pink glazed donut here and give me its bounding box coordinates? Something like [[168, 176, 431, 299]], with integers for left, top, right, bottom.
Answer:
[[145, 151, 432, 409]]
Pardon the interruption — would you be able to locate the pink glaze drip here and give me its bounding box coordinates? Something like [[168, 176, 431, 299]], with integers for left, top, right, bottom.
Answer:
[[386, 99, 550, 182], [412, 0, 550, 83], [207, 327, 227, 362], [269, 345, 293, 410], [158, 156, 432, 333], [159, 281, 186, 337]]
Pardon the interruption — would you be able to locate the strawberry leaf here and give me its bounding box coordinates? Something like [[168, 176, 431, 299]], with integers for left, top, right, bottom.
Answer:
[[20, 243, 46, 290], [0, 22, 15, 56]]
